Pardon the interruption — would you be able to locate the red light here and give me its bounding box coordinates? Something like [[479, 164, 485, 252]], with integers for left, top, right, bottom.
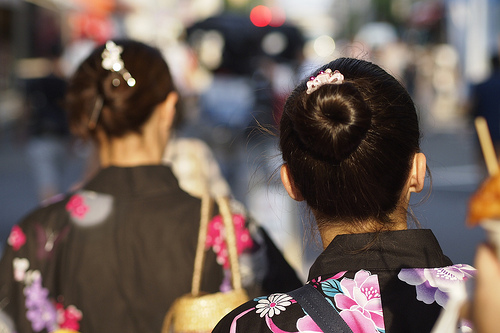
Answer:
[[270, 7, 286, 27], [250, 5, 272, 27]]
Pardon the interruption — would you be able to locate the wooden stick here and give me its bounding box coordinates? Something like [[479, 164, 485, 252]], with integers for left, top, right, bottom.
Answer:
[[475, 116, 499, 176]]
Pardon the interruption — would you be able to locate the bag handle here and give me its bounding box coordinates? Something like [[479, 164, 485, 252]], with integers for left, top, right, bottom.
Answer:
[[288, 284, 354, 333], [191, 195, 242, 296]]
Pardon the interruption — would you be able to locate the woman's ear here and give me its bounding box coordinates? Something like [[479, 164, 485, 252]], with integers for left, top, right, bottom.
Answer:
[[408, 152, 426, 193], [280, 164, 304, 201], [153, 91, 178, 151], [160, 91, 178, 129]]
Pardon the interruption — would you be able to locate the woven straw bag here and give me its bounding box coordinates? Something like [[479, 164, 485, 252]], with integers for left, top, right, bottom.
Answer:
[[162, 195, 249, 333]]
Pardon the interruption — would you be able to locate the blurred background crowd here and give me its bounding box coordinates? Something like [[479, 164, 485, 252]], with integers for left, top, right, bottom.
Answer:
[[0, 0, 499, 279]]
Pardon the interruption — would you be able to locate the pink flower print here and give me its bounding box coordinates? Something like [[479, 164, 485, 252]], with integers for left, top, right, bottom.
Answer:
[[339, 309, 382, 332], [398, 264, 475, 307], [296, 315, 322, 332], [255, 293, 293, 318], [56, 304, 82, 331], [331, 271, 348, 280], [205, 214, 253, 268], [66, 195, 89, 219], [8, 225, 26, 251], [334, 270, 384, 332], [310, 271, 347, 288]]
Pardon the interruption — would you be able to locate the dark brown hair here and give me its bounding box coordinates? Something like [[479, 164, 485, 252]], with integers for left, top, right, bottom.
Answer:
[[65, 39, 176, 140], [279, 58, 420, 228]]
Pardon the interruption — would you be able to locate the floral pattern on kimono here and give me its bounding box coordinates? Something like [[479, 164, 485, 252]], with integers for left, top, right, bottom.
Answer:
[[66, 191, 113, 227], [7, 224, 82, 332], [212, 229, 475, 333], [398, 264, 475, 307], [225, 270, 384, 333], [219, 265, 476, 333]]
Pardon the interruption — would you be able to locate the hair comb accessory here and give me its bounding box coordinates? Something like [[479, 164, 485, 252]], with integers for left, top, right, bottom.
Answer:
[[88, 96, 103, 130], [101, 41, 136, 87], [306, 69, 344, 94]]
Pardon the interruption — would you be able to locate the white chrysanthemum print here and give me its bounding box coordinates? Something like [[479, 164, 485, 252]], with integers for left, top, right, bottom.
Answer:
[[255, 293, 293, 318]]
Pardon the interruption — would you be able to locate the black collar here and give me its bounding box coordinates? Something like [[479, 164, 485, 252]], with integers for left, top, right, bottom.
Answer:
[[85, 165, 181, 198], [308, 229, 452, 280]]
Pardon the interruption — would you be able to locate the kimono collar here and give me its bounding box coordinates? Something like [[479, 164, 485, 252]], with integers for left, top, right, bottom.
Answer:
[[85, 165, 181, 198], [307, 229, 452, 281]]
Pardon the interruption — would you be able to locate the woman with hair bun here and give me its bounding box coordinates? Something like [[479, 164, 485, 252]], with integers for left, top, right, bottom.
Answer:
[[213, 58, 474, 333], [0, 40, 301, 333]]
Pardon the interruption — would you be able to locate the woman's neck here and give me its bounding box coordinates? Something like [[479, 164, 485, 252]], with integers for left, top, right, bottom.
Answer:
[[98, 131, 165, 168], [318, 207, 409, 249]]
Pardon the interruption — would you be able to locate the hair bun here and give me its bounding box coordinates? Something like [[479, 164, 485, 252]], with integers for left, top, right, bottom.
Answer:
[[294, 82, 372, 162]]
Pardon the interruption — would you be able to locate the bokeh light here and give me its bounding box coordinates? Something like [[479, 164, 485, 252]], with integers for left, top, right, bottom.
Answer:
[[261, 31, 288, 56], [269, 7, 286, 27], [250, 5, 272, 27], [197, 30, 224, 70], [313, 35, 336, 58]]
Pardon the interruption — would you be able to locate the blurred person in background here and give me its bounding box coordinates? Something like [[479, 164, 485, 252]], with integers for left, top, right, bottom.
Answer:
[[0, 39, 301, 333], [19, 52, 70, 202], [470, 54, 500, 159], [213, 58, 474, 333]]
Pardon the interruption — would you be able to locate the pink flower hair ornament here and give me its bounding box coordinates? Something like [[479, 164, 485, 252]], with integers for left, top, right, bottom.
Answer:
[[306, 68, 344, 94]]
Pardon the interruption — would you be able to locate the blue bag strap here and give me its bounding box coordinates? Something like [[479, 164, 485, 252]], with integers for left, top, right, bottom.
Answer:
[[288, 284, 354, 333]]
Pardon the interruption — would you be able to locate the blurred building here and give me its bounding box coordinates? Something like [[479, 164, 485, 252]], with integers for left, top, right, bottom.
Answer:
[[447, 0, 500, 85]]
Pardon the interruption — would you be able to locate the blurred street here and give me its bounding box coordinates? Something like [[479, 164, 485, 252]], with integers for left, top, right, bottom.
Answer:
[[1, 0, 499, 280], [415, 125, 487, 266], [0, 118, 489, 273], [0, 125, 88, 248]]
